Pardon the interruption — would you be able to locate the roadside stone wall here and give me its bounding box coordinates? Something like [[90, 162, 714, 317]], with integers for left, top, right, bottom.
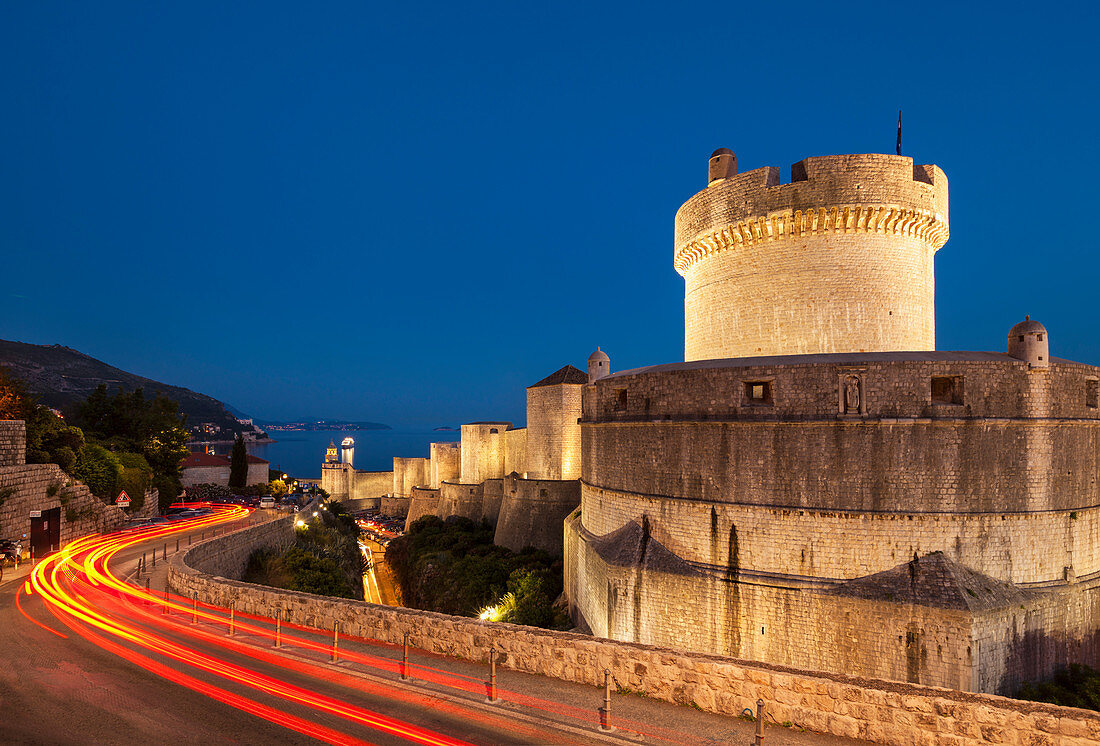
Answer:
[[0, 463, 131, 548], [0, 421, 26, 467], [168, 519, 1100, 745]]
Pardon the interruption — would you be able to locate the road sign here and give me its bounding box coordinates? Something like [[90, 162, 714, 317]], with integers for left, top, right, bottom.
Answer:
[[30, 510, 42, 518], [116, 490, 131, 508]]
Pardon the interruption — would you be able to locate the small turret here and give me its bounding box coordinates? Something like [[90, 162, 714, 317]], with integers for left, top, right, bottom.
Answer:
[[708, 148, 736, 184], [1008, 316, 1049, 369], [588, 347, 611, 383]]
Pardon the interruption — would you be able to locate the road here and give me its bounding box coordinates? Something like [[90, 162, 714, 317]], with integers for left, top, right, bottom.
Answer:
[[0, 506, 866, 745], [360, 537, 400, 606]]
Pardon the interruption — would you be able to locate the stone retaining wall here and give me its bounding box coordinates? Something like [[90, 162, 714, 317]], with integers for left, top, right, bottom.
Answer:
[[167, 518, 1100, 745]]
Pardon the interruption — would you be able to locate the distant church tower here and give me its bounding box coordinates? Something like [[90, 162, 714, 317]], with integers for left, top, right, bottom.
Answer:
[[675, 150, 949, 360], [324, 440, 339, 463]]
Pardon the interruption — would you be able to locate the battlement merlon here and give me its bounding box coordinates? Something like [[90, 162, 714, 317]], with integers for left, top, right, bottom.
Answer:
[[674, 154, 949, 276]]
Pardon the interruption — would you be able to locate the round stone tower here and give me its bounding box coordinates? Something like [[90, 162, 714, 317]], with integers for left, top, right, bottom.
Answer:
[[675, 152, 949, 361], [1008, 316, 1049, 368]]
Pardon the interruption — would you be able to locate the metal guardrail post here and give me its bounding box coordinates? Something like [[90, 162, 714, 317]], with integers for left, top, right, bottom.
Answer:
[[599, 668, 613, 732], [486, 647, 498, 703], [162, 587, 168, 614], [162, 543, 166, 561], [228, 603, 235, 636], [144, 578, 150, 604], [755, 699, 765, 745], [331, 622, 339, 663], [274, 609, 281, 648], [176, 537, 179, 552], [401, 632, 409, 680], [192, 596, 197, 624], [151, 550, 155, 568]]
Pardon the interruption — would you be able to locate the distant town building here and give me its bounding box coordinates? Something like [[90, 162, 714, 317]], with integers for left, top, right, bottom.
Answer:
[[180, 451, 269, 488]]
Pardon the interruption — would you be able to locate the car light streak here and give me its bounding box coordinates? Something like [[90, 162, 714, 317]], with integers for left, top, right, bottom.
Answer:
[[18, 503, 704, 745], [23, 505, 477, 746]]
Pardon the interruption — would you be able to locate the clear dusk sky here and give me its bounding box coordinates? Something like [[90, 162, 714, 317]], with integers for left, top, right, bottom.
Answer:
[[2, 2, 1097, 428]]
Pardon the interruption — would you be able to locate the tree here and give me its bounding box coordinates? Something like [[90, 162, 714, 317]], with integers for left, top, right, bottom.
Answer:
[[229, 433, 248, 491], [0, 366, 28, 420]]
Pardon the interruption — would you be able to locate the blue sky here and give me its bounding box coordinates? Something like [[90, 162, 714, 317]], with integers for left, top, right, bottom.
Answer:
[[2, 2, 1097, 427]]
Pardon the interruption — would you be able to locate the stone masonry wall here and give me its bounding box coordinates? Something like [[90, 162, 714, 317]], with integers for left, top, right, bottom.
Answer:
[[580, 485, 1100, 585], [169, 519, 1100, 745], [429, 442, 461, 489], [460, 423, 509, 484], [392, 458, 430, 497], [526, 385, 582, 480], [404, 487, 441, 529], [0, 463, 132, 548], [381, 495, 411, 518], [0, 421, 26, 467], [493, 475, 580, 554], [675, 154, 948, 361], [503, 427, 526, 477], [351, 470, 392, 501]]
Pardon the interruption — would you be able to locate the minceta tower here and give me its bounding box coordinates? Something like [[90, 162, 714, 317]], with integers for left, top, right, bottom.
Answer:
[[675, 150, 948, 360]]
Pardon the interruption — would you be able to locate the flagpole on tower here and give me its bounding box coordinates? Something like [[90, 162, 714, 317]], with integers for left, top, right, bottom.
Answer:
[[896, 110, 903, 156]]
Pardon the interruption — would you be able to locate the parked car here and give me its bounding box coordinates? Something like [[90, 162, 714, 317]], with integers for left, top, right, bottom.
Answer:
[[259, 496, 275, 509]]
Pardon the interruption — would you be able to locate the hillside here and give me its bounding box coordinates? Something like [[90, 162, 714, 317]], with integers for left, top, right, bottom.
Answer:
[[0, 339, 245, 434]]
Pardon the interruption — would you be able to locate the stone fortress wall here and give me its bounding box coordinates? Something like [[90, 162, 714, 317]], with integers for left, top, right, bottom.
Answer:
[[428, 441, 460, 488], [356, 367, 591, 554], [168, 514, 1100, 746], [565, 146, 1100, 697], [392, 457, 430, 498], [676, 154, 948, 361]]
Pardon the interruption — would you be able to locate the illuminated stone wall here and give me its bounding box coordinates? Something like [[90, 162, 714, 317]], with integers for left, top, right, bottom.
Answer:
[[526, 384, 582, 480], [459, 423, 509, 484], [171, 520, 1100, 744], [493, 474, 580, 554], [503, 427, 526, 476], [392, 457, 430, 497], [428, 441, 461, 488], [675, 154, 948, 361], [567, 354, 1100, 692]]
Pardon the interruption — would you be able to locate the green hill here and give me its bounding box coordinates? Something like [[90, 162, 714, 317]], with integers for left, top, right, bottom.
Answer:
[[0, 339, 245, 435]]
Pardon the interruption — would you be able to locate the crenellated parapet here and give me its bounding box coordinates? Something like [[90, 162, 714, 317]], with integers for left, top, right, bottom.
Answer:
[[675, 152, 950, 361]]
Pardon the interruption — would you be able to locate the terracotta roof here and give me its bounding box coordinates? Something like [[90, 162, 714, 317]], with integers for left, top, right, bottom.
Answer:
[[246, 454, 269, 464], [181, 453, 229, 468], [529, 364, 588, 388]]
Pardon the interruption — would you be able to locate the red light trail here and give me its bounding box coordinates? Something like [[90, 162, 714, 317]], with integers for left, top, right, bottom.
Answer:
[[14, 503, 706, 744]]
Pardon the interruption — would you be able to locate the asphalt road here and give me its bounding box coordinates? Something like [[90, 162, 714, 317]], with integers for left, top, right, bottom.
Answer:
[[0, 512, 867, 745]]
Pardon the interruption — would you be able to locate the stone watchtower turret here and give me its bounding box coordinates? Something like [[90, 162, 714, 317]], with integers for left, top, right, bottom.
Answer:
[[675, 150, 950, 361]]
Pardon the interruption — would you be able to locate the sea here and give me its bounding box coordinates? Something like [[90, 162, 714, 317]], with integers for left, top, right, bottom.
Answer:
[[244, 429, 460, 480]]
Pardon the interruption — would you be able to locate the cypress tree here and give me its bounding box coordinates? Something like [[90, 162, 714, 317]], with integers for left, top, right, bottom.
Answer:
[[229, 433, 248, 491]]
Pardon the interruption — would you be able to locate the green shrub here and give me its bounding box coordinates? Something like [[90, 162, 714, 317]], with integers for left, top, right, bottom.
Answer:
[[71, 443, 123, 501], [1017, 664, 1100, 710]]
